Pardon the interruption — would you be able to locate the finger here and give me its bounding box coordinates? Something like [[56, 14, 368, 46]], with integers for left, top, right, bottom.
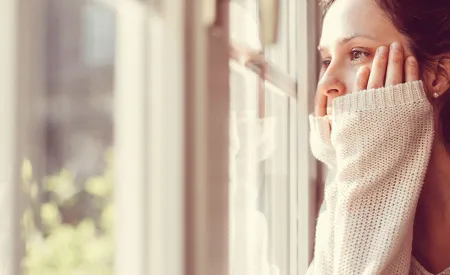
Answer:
[[315, 67, 329, 117], [353, 66, 371, 92], [315, 91, 328, 117], [385, 42, 404, 86], [405, 56, 419, 82], [367, 46, 389, 89], [327, 97, 333, 115]]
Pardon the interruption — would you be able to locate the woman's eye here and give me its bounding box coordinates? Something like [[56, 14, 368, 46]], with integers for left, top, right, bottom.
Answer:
[[322, 59, 331, 68], [350, 50, 369, 63]]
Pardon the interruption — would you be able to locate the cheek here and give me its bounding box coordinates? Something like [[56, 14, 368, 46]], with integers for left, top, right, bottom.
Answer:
[[344, 66, 360, 92]]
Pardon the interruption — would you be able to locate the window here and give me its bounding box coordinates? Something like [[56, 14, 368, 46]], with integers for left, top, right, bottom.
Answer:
[[2, 0, 187, 274], [228, 0, 319, 275], [1, 0, 318, 274], [20, 0, 115, 274]]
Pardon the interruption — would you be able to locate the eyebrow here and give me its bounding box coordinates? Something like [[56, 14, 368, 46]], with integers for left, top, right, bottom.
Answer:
[[317, 32, 377, 52]]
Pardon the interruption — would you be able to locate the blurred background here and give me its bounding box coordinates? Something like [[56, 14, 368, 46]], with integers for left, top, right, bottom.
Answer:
[[0, 0, 321, 274]]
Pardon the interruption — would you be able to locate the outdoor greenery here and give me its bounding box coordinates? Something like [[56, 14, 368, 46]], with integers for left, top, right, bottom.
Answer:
[[21, 149, 114, 275]]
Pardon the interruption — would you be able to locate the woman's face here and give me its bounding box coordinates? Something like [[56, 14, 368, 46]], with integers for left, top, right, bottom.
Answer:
[[318, 0, 412, 107]]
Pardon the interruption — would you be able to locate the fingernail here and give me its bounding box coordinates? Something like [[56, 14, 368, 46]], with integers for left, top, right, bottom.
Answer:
[[390, 42, 402, 52]]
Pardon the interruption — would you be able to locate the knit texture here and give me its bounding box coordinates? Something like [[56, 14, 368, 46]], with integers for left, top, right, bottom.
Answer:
[[410, 257, 450, 275], [307, 81, 436, 274]]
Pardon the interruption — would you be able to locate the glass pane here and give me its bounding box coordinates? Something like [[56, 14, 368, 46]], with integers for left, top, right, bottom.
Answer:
[[229, 0, 261, 52], [265, 0, 289, 74], [229, 1, 293, 274], [261, 83, 290, 275], [287, 0, 297, 77], [21, 0, 115, 274], [229, 0, 293, 76], [230, 61, 274, 275], [229, 62, 292, 275]]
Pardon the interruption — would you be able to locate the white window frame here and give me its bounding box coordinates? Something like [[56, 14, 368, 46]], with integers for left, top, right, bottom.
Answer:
[[116, 0, 230, 275], [1, 0, 48, 273], [0, 0, 189, 274], [114, 1, 149, 274], [0, 0, 21, 273], [296, 0, 320, 273], [114, 0, 188, 274], [2, 0, 319, 274], [228, 0, 319, 274], [183, 1, 230, 275]]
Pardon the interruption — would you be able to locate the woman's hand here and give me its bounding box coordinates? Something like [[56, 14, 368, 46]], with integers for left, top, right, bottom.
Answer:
[[355, 42, 419, 91], [314, 42, 420, 117], [315, 67, 329, 117]]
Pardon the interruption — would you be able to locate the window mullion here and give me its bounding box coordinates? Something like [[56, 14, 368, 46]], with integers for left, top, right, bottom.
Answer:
[[147, 1, 185, 275], [0, 0, 21, 273], [289, 96, 299, 275], [184, 1, 230, 275], [288, 0, 297, 76], [0, 0, 48, 273], [296, 0, 319, 273], [114, 2, 148, 275]]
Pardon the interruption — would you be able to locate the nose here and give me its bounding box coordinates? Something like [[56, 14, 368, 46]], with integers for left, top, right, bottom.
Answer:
[[318, 75, 346, 103]]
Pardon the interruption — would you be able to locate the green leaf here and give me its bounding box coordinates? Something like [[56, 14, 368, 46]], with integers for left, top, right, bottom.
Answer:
[[99, 204, 114, 231], [85, 176, 111, 198], [41, 203, 62, 228], [44, 170, 77, 202]]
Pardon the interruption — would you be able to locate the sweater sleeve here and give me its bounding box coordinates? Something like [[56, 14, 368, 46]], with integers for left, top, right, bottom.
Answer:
[[308, 81, 434, 275], [309, 115, 336, 169]]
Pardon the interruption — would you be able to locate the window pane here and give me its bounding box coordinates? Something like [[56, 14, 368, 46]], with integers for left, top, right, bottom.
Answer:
[[229, 1, 295, 274], [230, 61, 277, 275], [229, 0, 261, 51], [229, 0, 293, 76], [261, 83, 291, 275], [264, 0, 289, 74], [22, 0, 115, 274], [229, 63, 292, 275]]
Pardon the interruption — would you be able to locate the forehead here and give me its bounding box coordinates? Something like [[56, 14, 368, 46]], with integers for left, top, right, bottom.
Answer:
[[320, 0, 407, 48]]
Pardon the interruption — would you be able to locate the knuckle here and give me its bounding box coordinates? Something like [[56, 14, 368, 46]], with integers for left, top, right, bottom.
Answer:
[[409, 60, 417, 67], [374, 57, 388, 68], [407, 62, 418, 77], [377, 52, 388, 61], [407, 57, 418, 68], [357, 71, 368, 82], [375, 61, 386, 70], [390, 78, 401, 85], [357, 79, 366, 88], [391, 52, 403, 65], [408, 61, 418, 72], [370, 82, 382, 89]]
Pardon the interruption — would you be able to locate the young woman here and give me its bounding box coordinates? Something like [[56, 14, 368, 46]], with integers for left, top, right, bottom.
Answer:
[[308, 0, 450, 274]]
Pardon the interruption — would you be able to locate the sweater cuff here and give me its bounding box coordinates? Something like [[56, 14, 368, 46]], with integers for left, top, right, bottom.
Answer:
[[309, 114, 332, 145], [332, 80, 427, 115]]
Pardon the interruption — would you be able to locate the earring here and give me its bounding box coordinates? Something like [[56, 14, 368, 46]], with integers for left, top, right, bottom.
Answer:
[[433, 92, 440, 98]]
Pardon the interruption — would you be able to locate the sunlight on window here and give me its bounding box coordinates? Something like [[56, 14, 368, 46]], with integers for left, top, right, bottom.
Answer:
[[21, 151, 114, 275], [20, 0, 115, 274], [229, 1, 296, 274]]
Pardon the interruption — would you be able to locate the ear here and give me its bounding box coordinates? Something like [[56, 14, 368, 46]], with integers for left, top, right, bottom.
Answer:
[[429, 57, 450, 97]]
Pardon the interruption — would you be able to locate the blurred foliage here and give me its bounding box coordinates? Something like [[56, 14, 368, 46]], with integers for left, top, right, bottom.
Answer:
[[21, 149, 114, 275]]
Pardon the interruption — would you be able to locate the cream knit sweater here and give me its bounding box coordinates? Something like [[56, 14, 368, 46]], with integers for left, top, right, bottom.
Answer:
[[307, 81, 450, 275]]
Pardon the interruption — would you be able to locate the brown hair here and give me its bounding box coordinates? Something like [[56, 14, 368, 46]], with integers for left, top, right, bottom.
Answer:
[[321, 0, 450, 150]]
